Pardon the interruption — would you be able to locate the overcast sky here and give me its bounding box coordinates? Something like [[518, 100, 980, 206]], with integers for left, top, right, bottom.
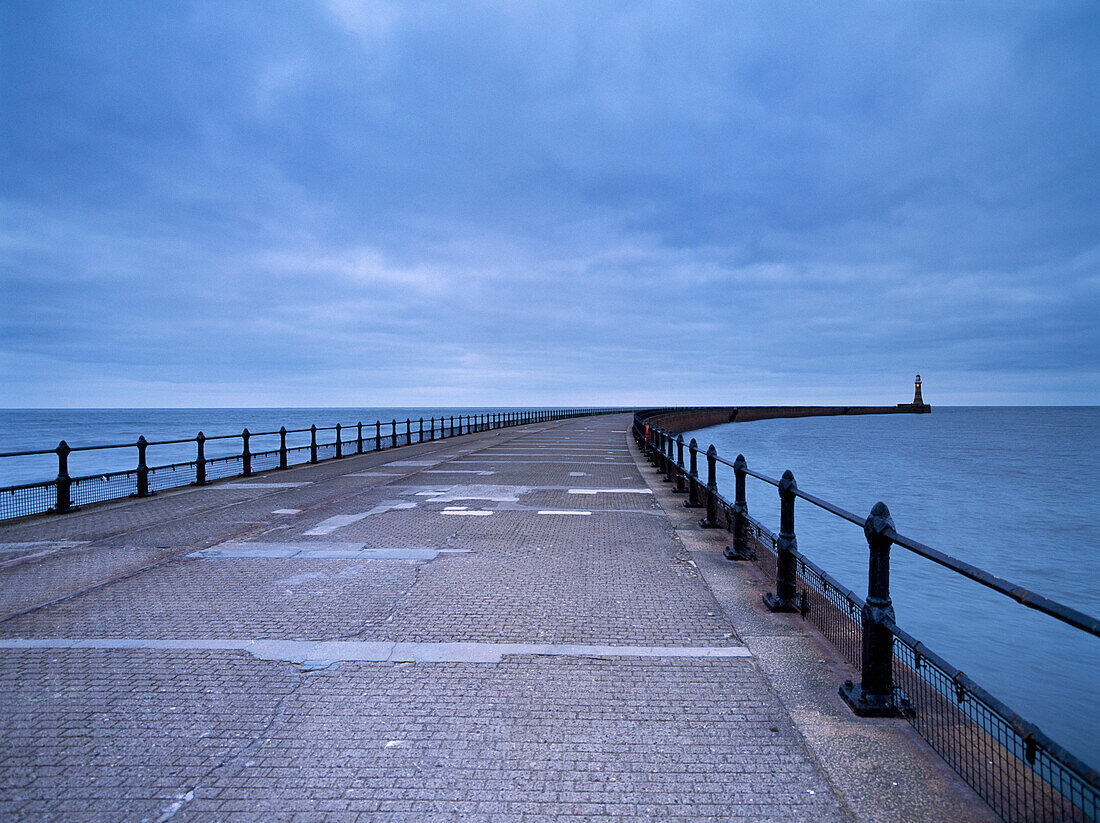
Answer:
[[2, 0, 1097, 408]]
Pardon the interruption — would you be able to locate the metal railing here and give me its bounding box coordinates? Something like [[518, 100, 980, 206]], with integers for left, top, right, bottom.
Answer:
[[0, 409, 625, 522], [635, 412, 1098, 823]]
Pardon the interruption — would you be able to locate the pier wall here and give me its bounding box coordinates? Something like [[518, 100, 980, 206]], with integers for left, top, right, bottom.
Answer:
[[638, 403, 929, 434]]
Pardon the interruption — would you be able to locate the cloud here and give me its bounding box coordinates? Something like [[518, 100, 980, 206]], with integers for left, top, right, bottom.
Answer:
[[1, 0, 1098, 406]]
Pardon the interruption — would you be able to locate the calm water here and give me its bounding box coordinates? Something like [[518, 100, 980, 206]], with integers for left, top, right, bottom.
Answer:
[[685, 407, 1099, 768]]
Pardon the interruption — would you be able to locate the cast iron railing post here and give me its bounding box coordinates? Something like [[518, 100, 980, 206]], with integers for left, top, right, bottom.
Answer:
[[280, 427, 288, 468], [195, 433, 207, 485], [763, 470, 799, 612], [136, 436, 151, 497], [55, 440, 73, 512], [840, 502, 909, 717], [674, 434, 686, 492], [725, 455, 750, 560], [335, 423, 343, 458], [662, 432, 674, 482], [391, 419, 397, 448], [310, 425, 318, 463], [356, 422, 363, 455], [406, 418, 411, 445], [683, 438, 702, 508], [241, 429, 252, 476], [375, 421, 381, 451], [419, 417, 424, 443], [699, 445, 719, 528], [429, 417, 435, 441]]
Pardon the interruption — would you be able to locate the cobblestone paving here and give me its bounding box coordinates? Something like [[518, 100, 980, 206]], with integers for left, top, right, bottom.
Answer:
[[0, 415, 854, 821]]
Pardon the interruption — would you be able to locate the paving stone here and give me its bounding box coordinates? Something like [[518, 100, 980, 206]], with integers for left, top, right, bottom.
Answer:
[[0, 415, 877, 820]]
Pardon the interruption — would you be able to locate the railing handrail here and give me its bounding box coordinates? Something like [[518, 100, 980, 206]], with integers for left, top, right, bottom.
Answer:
[[635, 410, 1098, 820], [654, 418, 1099, 639], [0, 408, 634, 519], [708, 432, 1100, 638]]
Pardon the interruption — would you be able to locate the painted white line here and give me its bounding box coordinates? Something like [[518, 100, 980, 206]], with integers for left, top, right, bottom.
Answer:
[[220, 482, 311, 489], [439, 510, 493, 516], [454, 460, 634, 465], [0, 639, 752, 663], [537, 510, 592, 516], [569, 472, 587, 477], [422, 469, 495, 475], [345, 472, 403, 477], [384, 460, 439, 467], [272, 509, 301, 514], [568, 488, 653, 495]]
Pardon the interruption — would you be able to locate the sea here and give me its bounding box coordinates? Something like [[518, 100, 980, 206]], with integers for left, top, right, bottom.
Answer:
[[0, 405, 1096, 766], [684, 407, 1098, 769]]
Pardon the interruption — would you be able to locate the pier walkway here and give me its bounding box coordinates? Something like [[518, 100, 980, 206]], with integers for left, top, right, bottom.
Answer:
[[0, 414, 992, 821]]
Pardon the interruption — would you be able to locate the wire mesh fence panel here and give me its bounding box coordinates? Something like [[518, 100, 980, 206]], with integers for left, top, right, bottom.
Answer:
[[250, 450, 280, 473], [204, 456, 244, 482], [71, 472, 137, 507], [893, 639, 1096, 823], [0, 482, 55, 520], [148, 463, 198, 493]]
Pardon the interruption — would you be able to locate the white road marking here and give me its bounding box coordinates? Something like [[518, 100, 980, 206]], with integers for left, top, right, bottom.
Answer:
[[568, 488, 653, 495], [537, 510, 592, 516], [422, 469, 495, 475], [0, 638, 752, 663], [220, 482, 311, 489], [440, 510, 493, 516], [272, 509, 301, 514]]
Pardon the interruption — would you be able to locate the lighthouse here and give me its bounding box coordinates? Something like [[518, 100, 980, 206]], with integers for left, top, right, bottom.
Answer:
[[913, 374, 924, 406]]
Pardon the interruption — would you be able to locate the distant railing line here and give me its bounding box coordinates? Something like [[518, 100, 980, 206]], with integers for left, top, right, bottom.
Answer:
[[0, 409, 627, 521]]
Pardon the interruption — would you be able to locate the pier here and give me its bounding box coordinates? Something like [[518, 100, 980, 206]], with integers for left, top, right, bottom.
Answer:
[[0, 410, 1085, 821]]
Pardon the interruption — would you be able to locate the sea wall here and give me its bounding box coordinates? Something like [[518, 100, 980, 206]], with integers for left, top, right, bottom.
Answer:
[[637, 404, 929, 434]]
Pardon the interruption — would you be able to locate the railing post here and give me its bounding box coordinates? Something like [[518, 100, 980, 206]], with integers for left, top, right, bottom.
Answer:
[[419, 417, 424, 443], [195, 433, 207, 485], [683, 438, 702, 508], [674, 435, 686, 492], [280, 427, 288, 468], [763, 470, 799, 612], [356, 422, 363, 455], [335, 423, 343, 458], [725, 455, 751, 560], [391, 419, 397, 448], [406, 418, 411, 445], [450, 415, 455, 437], [55, 440, 73, 513], [375, 421, 381, 451], [840, 502, 909, 717], [241, 429, 252, 476], [429, 417, 435, 441], [136, 436, 151, 497], [699, 445, 720, 528], [662, 432, 674, 482], [310, 425, 318, 463]]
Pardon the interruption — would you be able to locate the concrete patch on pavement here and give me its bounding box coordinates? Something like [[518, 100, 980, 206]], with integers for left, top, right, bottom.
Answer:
[[303, 500, 417, 534]]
